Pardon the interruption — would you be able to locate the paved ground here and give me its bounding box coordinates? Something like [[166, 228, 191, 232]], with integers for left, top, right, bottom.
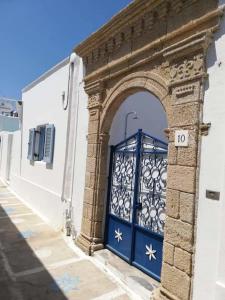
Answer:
[[0, 184, 135, 300]]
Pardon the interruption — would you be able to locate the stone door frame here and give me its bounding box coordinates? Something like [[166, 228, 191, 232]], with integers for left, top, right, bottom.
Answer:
[[74, 1, 223, 299]]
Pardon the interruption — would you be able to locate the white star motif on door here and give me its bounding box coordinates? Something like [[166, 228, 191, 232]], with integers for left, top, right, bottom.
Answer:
[[145, 244, 157, 261], [115, 228, 123, 243]]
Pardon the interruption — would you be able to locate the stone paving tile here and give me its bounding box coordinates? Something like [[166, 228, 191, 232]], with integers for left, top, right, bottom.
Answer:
[[0, 200, 23, 207], [31, 237, 79, 264], [0, 194, 17, 200], [0, 204, 32, 217], [0, 280, 16, 300], [0, 223, 60, 250], [5, 245, 45, 274], [11, 213, 45, 227], [16, 260, 119, 300], [0, 257, 9, 281], [0, 218, 17, 232], [0, 185, 133, 300], [0, 214, 42, 232], [0, 186, 9, 191], [5, 238, 79, 274]]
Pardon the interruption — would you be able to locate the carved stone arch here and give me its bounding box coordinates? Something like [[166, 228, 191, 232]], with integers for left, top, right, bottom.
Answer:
[[100, 71, 171, 134]]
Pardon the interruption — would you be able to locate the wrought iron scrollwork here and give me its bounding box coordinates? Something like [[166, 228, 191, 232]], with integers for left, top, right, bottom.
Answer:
[[110, 187, 133, 222], [138, 153, 167, 235], [141, 155, 167, 193], [113, 153, 135, 186], [110, 151, 135, 222], [108, 131, 168, 233]]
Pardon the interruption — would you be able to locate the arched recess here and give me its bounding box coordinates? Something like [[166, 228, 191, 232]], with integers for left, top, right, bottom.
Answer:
[[76, 71, 173, 261], [100, 72, 171, 135], [103, 81, 169, 281]]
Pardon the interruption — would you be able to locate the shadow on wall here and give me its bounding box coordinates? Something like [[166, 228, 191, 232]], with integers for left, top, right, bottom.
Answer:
[[0, 188, 69, 299], [109, 91, 168, 146]]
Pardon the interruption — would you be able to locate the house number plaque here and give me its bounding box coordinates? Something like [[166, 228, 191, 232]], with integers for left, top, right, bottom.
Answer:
[[175, 130, 189, 147]]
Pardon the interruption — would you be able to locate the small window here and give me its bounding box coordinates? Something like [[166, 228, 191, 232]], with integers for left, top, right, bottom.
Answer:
[[27, 124, 55, 164]]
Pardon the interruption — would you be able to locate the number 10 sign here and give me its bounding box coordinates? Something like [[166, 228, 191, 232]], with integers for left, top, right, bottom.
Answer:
[[175, 130, 189, 147]]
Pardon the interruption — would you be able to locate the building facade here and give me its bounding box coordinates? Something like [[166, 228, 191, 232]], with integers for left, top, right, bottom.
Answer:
[[0, 97, 20, 132], [0, 1, 225, 299], [0, 56, 89, 233], [0, 97, 17, 116], [72, 0, 225, 299]]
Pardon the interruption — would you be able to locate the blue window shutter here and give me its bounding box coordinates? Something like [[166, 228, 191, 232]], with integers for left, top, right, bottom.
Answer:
[[43, 124, 55, 164], [27, 128, 35, 160], [38, 126, 46, 161]]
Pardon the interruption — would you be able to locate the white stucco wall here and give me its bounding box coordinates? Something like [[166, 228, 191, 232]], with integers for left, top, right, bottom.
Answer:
[[0, 132, 13, 183], [10, 130, 22, 176], [109, 91, 168, 146], [0, 56, 89, 235], [193, 5, 225, 300], [8, 58, 70, 229]]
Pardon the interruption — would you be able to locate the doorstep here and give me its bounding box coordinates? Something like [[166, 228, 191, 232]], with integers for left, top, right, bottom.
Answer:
[[93, 249, 159, 300]]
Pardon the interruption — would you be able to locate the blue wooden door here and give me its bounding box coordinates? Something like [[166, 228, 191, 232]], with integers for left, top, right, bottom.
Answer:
[[105, 130, 168, 281]]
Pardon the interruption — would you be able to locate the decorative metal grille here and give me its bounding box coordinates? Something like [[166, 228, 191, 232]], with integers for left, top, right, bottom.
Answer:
[[137, 153, 167, 235], [109, 131, 168, 233], [137, 133, 167, 235], [109, 136, 137, 222]]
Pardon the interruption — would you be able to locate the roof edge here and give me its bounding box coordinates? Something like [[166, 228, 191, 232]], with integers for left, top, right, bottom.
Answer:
[[0, 97, 20, 102]]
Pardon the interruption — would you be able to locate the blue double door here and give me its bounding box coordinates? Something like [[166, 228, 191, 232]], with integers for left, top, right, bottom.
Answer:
[[105, 130, 168, 281]]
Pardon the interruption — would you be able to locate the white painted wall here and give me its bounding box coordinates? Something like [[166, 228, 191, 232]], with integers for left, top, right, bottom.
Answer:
[[10, 130, 21, 177], [109, 91, 168, 146], [193, 4, 225, 299], [8, 58, 70, 229], [0, 56, 89, 236], [0, 132, 13, 182]]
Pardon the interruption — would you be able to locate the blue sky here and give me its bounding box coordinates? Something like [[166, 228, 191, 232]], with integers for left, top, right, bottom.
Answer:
[[0, 0, 132, 99]]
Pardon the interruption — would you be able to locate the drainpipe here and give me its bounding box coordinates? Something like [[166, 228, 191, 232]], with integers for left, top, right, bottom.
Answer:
[[67, 79, 83, 238], [61, 52, 83, 238]]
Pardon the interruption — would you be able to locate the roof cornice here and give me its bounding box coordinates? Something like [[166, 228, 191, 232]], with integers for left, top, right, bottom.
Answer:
[[74, 0, 222, 81], [74, 0, 160, 56]]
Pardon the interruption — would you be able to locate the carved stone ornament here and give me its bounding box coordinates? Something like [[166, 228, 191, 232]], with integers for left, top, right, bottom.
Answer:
[[175, 85, 195, 98], [200, 122, 211, 136], [77, 0, 208, 68], [88, 93, 102, 109], [170, 54, 204, 85], [171, 81, 200, 104]]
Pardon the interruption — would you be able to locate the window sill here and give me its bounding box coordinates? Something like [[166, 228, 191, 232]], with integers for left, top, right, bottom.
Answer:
[[34, 161, 46, 166]]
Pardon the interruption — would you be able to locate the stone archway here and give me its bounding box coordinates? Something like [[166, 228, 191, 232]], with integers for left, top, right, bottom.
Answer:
[[100, 72, 171, 133], [77, 69, 199, 299], [74, 1, 223, 299]]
